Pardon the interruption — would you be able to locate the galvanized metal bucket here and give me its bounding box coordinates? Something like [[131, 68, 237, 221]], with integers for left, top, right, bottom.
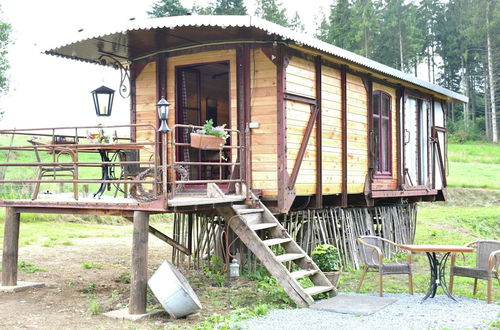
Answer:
[[148, 260, 202, 318]]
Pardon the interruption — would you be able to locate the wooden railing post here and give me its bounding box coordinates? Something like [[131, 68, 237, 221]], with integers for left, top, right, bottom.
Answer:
[[129, 211, 149, 315], [2, 207, 20, 286]]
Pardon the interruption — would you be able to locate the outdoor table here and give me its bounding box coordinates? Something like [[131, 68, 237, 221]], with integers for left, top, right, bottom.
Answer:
[[72, 143, 144, 198], [399, 244, 474, 302]]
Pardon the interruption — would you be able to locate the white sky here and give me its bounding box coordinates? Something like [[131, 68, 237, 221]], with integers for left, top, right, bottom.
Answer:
[[0, 0, 334, 129]]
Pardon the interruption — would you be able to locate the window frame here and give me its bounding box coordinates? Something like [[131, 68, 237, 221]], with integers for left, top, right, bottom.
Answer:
[[372, 90, 392, 178]]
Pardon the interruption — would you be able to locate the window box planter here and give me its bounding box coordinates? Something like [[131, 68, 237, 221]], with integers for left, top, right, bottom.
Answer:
[[190, 133, 225, 150]]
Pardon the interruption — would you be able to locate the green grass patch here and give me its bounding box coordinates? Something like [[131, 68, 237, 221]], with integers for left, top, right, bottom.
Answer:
[[82, 262, 104, 270], [448, 143, 500, 164], [18, 260, 46, 273], [447, 162, 500, 189]]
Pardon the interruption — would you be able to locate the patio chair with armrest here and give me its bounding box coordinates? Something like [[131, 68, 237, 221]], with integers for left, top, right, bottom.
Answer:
[[449, 240, 500, 304], [28, 139, 78, 200], [356, 235, 413, 297]]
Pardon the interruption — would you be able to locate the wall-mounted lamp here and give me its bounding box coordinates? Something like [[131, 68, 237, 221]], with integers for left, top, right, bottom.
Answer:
[[157, 97, 170, 132], [91, 85, 115, 116]]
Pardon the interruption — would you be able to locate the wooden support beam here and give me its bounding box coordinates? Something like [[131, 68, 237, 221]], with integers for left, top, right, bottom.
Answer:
[[129, 211, 149, 315], [315, 56, 323, 209], [277, 45, 295, 213], [341, 65, 348, 207], [124, 217, 190, 256], [2, 207, 20, 286], [288, 105, 320, 189]]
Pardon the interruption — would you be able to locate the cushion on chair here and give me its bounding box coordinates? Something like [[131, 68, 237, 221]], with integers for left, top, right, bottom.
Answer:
[[451, 266, 492, 280], [380, 263, 412, 275]]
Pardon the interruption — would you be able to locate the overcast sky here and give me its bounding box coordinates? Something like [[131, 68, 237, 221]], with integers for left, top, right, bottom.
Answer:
[[0, 0, 330, 129]]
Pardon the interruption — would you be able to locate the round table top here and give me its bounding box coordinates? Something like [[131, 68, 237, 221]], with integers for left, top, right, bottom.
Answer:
[[399, 244, 474, 253]]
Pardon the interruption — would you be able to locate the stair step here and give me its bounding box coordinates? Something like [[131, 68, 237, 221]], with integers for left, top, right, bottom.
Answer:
[[303, 286, 334, 296], [237, 208, 264, 215], [290, 269, 319, 280], [249, 222, 277, 231], [263, 237, 292, 246], [275, 253, 305, 263]]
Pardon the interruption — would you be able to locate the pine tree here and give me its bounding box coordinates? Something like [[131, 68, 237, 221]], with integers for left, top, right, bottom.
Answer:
[[351, 0, 379, 57], [289, 11, 305, 32], [148, 0, 189, 17], [212, 0, 247, 15], [326, 0, 355, 50], [254, 0, 289, 27]]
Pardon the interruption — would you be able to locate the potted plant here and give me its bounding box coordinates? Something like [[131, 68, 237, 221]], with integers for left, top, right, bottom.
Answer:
[[190, 119, 229, 150], [312, 244, 342, 287]]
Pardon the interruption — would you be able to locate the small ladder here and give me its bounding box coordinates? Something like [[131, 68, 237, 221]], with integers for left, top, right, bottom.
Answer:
[[216, 200, 337, 307]]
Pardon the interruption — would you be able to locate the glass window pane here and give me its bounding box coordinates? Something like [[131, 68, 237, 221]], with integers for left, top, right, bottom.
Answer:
[[373, 93, 380, 115], [382, 95, 390, 117], [382, 118, 389, 172]]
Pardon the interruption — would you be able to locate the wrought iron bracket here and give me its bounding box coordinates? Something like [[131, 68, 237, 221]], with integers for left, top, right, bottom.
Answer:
[[97, 54, 131, 98]]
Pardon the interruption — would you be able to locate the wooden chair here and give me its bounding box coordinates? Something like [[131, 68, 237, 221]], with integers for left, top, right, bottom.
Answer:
[[28, 139, 78, 200], [449, 240, 500, 304], [356, 236, 413, 297]]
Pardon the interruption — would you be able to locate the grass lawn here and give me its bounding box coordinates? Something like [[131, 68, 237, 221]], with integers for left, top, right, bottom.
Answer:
[[447, 142, 500, 189]]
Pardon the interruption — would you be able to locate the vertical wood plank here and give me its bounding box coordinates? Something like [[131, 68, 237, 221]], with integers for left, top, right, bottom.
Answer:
[[129, 211, 149, 315], [315, 56, 323, 208], [2, 207, 20, 286], [341, 65, 348, 207]]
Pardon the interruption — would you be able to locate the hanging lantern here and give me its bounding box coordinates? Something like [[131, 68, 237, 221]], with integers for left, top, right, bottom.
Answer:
[[157, 97, 171, 132], [91, 85, 115, 116]]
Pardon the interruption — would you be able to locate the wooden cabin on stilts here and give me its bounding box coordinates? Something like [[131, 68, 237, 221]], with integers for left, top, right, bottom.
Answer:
[[0, 16, 467, 311]]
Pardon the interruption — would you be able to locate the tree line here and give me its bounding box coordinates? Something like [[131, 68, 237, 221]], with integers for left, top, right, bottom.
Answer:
[[148, 0, 498, 142]]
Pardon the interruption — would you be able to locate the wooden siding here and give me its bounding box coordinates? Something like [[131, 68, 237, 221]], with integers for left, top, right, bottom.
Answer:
[[135, 61, 157, 162], [372, 82, 398, 191], [321, 65, 342, 194], [250, 49, 278, 196], [285, 57, 317, 195], [346, 74, 368, 194]]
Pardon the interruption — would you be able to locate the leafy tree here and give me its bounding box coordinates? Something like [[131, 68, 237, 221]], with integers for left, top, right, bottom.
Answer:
[[148, 0, 189, 17], [254, 0, 289, 27], [0, 5, 11, 96]]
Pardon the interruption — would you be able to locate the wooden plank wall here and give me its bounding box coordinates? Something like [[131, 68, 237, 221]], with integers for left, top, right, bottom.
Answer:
[[250, 49, 279, 196], [372, 82, 398, 191], [346, 74, 368, 194], [135, 61, 157, 161], [285, 57, 317, 195], [321, 66, 342, 194]]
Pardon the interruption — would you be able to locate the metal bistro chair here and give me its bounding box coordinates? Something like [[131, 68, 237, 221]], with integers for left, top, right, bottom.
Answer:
[[28, 139, 78, 200], [449, 240, 500, 304], [356, 236, 414, 297], [112, 149, 144, 198]]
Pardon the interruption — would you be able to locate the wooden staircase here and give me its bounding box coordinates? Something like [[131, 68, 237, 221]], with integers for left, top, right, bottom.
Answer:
[[216, 199, 337, 307]]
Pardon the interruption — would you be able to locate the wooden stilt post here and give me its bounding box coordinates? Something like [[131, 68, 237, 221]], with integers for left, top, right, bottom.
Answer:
[[129, 211, 149, 315], [2, 207, 20, 286]]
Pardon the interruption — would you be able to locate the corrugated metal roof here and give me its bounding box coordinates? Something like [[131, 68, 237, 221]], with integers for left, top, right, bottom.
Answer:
[[45, 15, 468, 103]]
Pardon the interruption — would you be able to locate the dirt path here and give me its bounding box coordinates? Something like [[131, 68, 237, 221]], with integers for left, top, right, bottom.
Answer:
[[0, 236, 200, 329]]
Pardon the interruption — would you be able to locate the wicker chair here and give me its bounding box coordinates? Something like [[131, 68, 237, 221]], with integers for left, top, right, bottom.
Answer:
[[28, 139, 78, 200], [449, 240, 500, 304], [112, 149, 144, 198], [356, 236, 413, 297]]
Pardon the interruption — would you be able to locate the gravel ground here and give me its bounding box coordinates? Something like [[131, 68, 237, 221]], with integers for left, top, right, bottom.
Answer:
[[240, 293, 500, 330]]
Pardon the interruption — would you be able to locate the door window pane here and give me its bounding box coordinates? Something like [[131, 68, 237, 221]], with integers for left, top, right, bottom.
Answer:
[[372, 91, 392, 176]]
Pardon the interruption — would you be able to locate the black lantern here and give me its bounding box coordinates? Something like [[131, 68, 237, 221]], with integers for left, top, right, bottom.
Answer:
[[91, 85, 115, 116], [157, 97, 170, 132]]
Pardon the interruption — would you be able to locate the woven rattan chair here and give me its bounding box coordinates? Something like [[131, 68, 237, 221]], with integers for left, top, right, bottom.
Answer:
[[28, 139, 78, 200], [449, 240, 500, 304], [356, 236, 413, 297]]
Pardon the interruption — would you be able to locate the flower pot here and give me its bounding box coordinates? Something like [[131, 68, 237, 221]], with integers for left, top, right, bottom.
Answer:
[[190, 133, 225, 150], [323, 269, 341, 287]]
